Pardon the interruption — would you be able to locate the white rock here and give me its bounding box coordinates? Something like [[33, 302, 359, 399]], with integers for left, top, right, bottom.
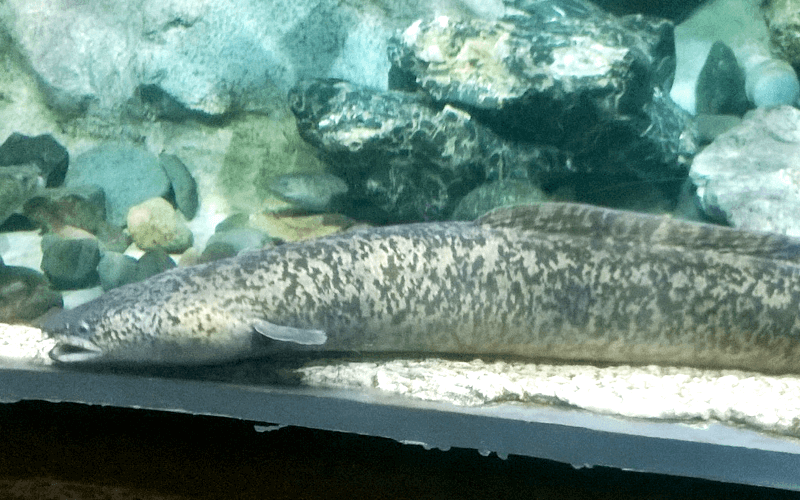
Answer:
[[689, 105, 800, 235], [3, 0, 485, 118], [744, 58, 800, 108]]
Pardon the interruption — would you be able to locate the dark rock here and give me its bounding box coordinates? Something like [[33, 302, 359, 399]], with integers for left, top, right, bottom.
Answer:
[[203, 214, 279, 262], [290, 79, 569, 222], [388, 6, 693, 182], [97, 251, 138, 291], [392, 3, 676, 110], [215, 213, 251, 233], [589, 0, 708, 23], [40, 235, 101, 290], [159, 153, 199, 220], [268, 172, 348, 212], [451, 180, 549, 221], [93, 223, 133, 254], [134, 249, 176, 282], [0, 133, 69, 187], [198, 242, 238, 263], [66, 143, 171, 226], [206, 228, 276, 255], [22, 185, 106, 234], [291, 7, 697, 222], [290, 79, 485, 222], [0, 165, 41, 226], [553, 172, 682, 213], [22, 185, 132, 253], [137, 85, 197, 122], [693, 114, 742, 145], [0, 214, 38, 232], [674, 178, 708, 223], [689, 106, 800, 234], [0, 261, 62, 323], [695, 41, 748, 116]]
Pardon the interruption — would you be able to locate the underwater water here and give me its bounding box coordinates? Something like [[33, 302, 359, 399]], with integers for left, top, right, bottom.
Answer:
[[1, 0, 800, 493]]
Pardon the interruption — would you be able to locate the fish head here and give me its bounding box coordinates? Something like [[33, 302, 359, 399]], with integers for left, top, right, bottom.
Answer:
[[42, 292, 247, 365], [43, 287, 328, 365], [43, 295, 162, 364], [42, 252, 331, 366]]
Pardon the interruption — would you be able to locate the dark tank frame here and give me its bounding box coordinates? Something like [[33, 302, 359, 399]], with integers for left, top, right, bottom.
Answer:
[[0, 363, 798, 491]]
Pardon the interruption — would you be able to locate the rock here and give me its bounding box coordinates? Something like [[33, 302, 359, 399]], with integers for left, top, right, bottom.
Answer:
[[134, 248, 176, 282], [451, 180, 549, 221], [0, 165, 41, 226], [0, 133, 69, 187], [692, 114, 742, 145], [763, 0, 800, 66], [268, 172, 348, 212], [21, 184, 106, 234], [96, 251, 138, 291], [214, 213, 251, 233], [22, 185, 131, 252], [21, 185, 131, 252], [133, 0, 370, 117], [567, 173, 680, 214], [3, 0, 472, 118], [219, 113, 330, 213], [0, 261, 62, 323], [289, 80, 485, 222], [590, 0, 707, 23], [126, 197, 193, 253], [695, 41, 748, 116], [198, 242, 238, 263], [159, 153, 199, 220], [388, 6, 693, 183], [54, 225, 96, 240], [290, 79, 569, 222], [249, 212, 354, 242], [205, 228, 275, 254], [290, 4, 697, 222], [689, 105, 800, 235], [292, 3, 700, 222], [93, 224, 133, 254], [66, 143, 171, 226], [40, 234, 101, 290], [673, 178, 708, 223], [200, 216, 279, 262], [744, 58, 800, 108], [176, 247, 202, 267]]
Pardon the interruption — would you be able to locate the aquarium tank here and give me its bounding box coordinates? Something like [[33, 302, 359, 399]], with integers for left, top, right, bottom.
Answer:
[[1, 0, 800, 496]]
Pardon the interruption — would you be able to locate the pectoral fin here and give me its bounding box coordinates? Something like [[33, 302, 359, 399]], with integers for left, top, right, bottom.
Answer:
[[252, 320, 327, 345]]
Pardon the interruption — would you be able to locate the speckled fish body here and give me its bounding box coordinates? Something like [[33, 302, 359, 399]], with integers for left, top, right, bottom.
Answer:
[[45, 203, 800, 373]]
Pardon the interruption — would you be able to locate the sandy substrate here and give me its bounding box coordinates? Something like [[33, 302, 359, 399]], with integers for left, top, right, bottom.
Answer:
[[298, 359, 800, 438], [0, 323, 56, 365], [3, 322, 799, 440]]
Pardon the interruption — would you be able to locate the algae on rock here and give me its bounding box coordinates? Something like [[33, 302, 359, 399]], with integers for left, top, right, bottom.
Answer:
[[219, 112, 328, 213]]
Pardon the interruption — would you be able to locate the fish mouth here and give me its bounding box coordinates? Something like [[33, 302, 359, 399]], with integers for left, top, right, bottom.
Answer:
[[49, 336, 104, 363]]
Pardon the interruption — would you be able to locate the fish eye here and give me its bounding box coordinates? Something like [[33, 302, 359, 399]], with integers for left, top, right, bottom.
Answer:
[[77, 321, 90, 334]]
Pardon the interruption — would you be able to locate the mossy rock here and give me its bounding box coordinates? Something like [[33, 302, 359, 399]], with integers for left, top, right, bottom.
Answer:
[[219, 112, 328, 213]]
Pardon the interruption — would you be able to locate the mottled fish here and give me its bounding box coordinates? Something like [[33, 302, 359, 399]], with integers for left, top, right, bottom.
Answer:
[[44, 203, 800, 373]]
